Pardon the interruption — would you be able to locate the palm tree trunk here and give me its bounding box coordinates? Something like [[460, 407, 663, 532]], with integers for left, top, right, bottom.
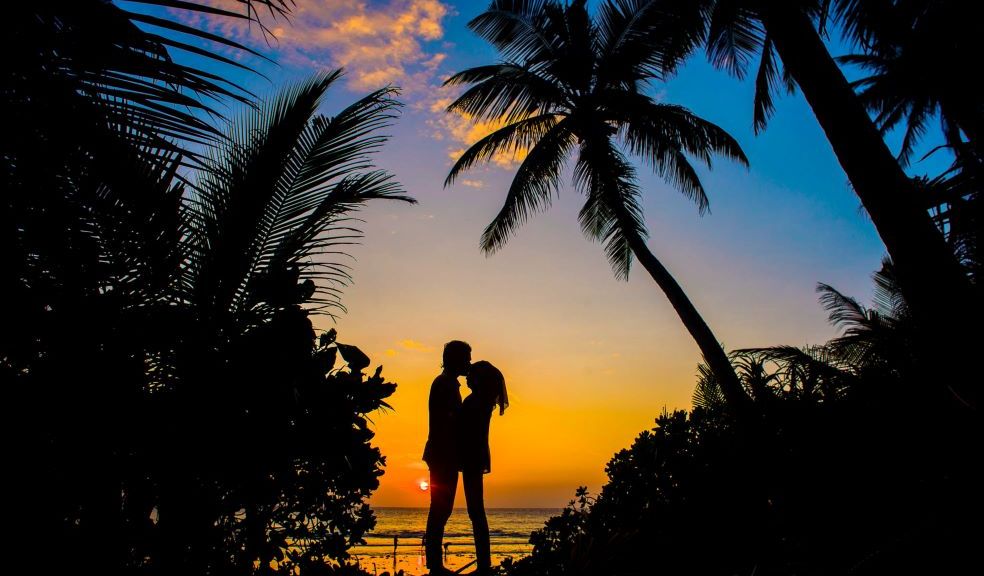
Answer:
[[615, 209, 752, 416], [761, 2, 979, 409]]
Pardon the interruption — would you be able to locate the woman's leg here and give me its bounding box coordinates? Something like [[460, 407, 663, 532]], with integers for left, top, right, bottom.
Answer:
[[463, 470, 491, 575]]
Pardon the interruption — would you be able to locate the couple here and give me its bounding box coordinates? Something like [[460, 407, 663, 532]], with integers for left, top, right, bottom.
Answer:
[[423, 340, 509, 576]]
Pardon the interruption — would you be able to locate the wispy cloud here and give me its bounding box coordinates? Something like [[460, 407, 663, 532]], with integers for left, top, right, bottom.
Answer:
[[398, 339, 434, 352], [426, 92, 527, 172], [188, 1, 523, 173], [187, 0, 451, 92]]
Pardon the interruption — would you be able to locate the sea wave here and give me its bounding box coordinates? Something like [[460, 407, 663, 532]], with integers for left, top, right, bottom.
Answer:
[[362, 530, 534, 540], [349, 507, 559, 565]]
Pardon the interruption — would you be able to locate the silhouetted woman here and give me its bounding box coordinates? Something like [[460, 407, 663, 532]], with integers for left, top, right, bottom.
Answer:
[[458, 360, 508, 576]]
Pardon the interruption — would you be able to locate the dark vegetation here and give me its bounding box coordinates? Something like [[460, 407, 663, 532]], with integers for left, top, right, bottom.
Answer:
[[3, 1, 980, 575], [502, 262, 978, 575], [4, 2, 410, 574]]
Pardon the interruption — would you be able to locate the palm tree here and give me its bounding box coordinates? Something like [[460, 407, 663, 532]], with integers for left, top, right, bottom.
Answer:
[[6, 0, 293, 156], [444, 0, 752, 413], [838, 0, 981, 165], [8, 3, 414, 570], [737, 259, 916, 387], [920, 160, 982, 284], [24, 70, 413, 573], [183, 69, 414, 330], [156, 71, 412, 572], [2, 0, 297, 377], [840, 0, 981, 300], [691, 0, 978, 381]]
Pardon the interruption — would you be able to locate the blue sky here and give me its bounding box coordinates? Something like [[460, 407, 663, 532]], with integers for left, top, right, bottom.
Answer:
[[136, 0, 950, 506]]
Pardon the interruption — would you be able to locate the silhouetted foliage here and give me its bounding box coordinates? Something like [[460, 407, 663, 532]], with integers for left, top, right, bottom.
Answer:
[[1, 0, 297, 386], [839, 0, 982, 166], [4, 5, 412, 568], [919, 151, 983, 286], [840, 0, 982, 300], [681, 0, 981, 393], [504, 260, 980, 576], [145, 321, 397, 575]]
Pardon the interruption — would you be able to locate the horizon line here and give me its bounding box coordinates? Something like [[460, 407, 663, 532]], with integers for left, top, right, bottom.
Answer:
[[372, 506, 563, 510]]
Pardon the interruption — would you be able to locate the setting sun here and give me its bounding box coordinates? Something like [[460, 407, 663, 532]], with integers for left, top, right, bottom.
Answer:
[[418, 480, 429, 492]]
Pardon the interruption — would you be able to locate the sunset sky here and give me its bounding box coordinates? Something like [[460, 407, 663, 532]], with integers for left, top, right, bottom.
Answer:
[[163, 0, 949, 508]]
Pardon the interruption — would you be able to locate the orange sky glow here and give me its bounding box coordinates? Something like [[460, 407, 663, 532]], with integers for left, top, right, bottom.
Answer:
[[186, 0, 896, 509]]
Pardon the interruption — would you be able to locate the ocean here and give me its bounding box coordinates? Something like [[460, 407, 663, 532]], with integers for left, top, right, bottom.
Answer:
[[349, 508, 559, 575]]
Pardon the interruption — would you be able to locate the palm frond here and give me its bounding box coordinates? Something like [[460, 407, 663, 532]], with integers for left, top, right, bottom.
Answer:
[[752, 34, 796, 134], [186, 71, 411, 324], [444, 64, 569, 124], [542, 0, 597, 94], [817, 282, 872, 333], [191, 72, 342, 315], [10, 1, 283, 159], [479, 118, 576, 253], [741, 345, 826, 373], [243, 81, 408, 312], [446, 114, 562, 187], [832, 0, 901, 51], [730, 352, 780, 401], [815, 281, 896, 370], [895, 99, 932, 167], [843, 50, 936, 167], [128, 0, 296, 44], [574, 136, 647, 280], [736, 345, 856, 400], [596, 0, 707, 85], [837, 1, 979, 167], [82, 133, 192, 306], [468, 1, 559, 65], [871, 258, 908, 321], [260, 171, 410, 317], [705, 0, 765, 79], [619, 99, 748, 214], [692, 362, 727, 410]]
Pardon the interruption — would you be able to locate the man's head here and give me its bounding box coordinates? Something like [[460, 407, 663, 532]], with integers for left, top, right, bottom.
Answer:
[[442, 340, 472, 376]]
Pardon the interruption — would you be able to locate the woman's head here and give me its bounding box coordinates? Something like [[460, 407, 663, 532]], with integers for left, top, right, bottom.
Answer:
[[468, 360, 508, 415]]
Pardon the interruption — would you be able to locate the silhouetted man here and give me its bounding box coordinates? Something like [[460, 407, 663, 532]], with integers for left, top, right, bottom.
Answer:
[[423, 340, 471, 575]]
